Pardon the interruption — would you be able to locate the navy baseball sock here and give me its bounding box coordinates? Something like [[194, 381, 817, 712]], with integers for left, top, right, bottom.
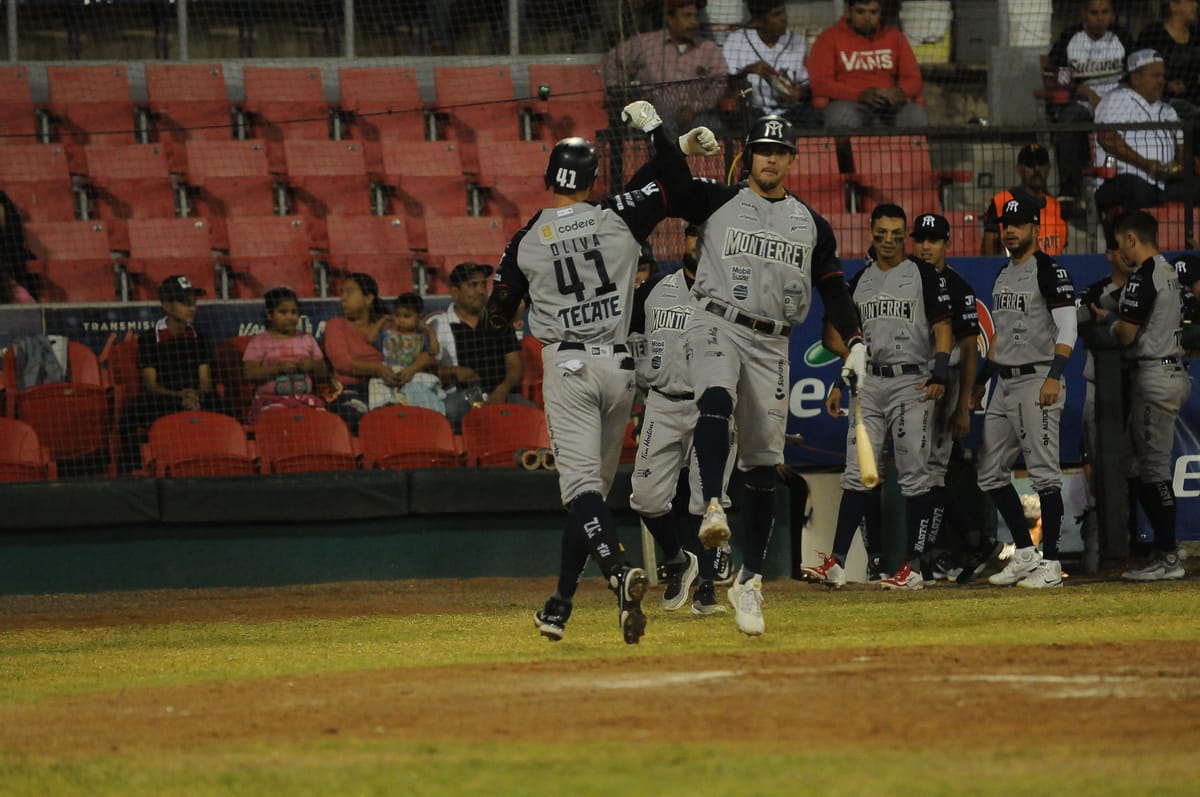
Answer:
[[639, 511, 682, 562], [1037, 489, 1064, 560], [555, 518, 590, 601], [569, 490, 625, 580], [988, 485, 1034, 549], [863, 489, 883, 567], [1138, 480, 1177, 552], [739, 466, 776, 575], [927, 485, 947, 551], [832, 490, 867, 566], [694, 388, 733, 501], [907, 491, 932, 560], [1128, 478, 1151, 555]]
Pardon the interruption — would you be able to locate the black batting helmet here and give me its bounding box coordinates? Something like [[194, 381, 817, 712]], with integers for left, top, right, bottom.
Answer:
[[745, 114, 796, 154], [545, 137, 599, 192]]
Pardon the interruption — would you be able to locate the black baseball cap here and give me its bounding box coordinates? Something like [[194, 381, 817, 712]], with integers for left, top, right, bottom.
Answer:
[[1017, 143, 1050, 167], [911, 213, 951, 241], [1173, 254, 1200, 287], [999, 196, 1040, 226], [448, 262, 494, 287], [159, 274, 206, 302]]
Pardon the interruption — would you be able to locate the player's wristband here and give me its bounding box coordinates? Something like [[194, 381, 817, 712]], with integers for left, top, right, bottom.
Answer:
[[834, 375, 847, 389], [929, 352, 950, 385], [975, 359, 996, 386], [1047, 354, 1069, 381]]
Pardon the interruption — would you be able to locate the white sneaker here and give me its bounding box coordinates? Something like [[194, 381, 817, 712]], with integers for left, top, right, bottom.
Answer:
[[1122, 550, 1186, 582], [1017, 558, 1063, 589], [727, 568, 764, 636], [988, 545, 1041, 586], [800, 552, 846, 588], [879, 562, 924, 590], [698, 497, 730, 549]]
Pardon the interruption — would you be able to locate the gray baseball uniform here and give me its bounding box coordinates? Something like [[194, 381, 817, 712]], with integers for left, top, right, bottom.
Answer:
[[628, 268, 733, 517], [977, 250, 1077, 493], [1118, 254, 1190, 482], [841, 257, 953, 495], [927, 265, 981, 486], [1078, 274, 1132, 471]]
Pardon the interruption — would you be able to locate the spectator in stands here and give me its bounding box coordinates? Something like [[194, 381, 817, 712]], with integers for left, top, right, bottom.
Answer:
[[428, 262, 530, 432], [370, 292, 446, 414], [982, 143, 1069, 256], [1048, 0, 1135, 206], [322, 272, 395, 432], [1135, 0, 1200, 120], [635, 243, 658, 288], [117, 275, 218, 474], [806, 0, 927, 130], [242, 287, 329, 427], [602, 0, 730, 133], [1093, 49, 1200, 247], [722, 0, 817, 130], [0, 190, 36, 304]]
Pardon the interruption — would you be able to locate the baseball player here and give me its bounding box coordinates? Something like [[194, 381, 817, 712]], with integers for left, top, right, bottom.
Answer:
[[628, 223, 735, 615], [1091, 211, 1189, 581], [675, 114, 865, 634], [485, 101, 719, 644], [808, 204, 953, 591], [971, 196, 1078, 589], [908, 212, 998, 584]]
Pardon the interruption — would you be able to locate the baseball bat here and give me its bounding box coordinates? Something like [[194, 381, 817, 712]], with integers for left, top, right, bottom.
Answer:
[[850, 386, 879, 489]]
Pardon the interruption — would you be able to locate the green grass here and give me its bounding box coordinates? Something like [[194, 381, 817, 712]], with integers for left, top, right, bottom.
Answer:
[[2, 580, 1198, 795]]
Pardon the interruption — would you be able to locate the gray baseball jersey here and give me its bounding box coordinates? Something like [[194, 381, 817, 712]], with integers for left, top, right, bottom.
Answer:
[[977, 250, 1076, 494], [628, 268, 695, 397], [1119, 254, 1189, 482], [928, 265, 981, 484]]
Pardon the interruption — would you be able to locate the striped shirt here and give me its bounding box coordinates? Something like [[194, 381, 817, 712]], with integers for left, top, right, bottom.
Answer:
[[1094, 86, 1182, 189]]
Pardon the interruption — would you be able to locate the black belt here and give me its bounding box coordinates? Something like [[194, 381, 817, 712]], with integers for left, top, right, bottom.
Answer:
[[651, 387, 695, 401], [997, 363, 1047, 378], [1135, 356, 1181, 366], [703, 299, 792, 336], [869, 363, 922, 377], [556, 341, 634, 370]]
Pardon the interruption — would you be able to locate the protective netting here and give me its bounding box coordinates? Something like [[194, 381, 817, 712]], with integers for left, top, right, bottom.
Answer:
[[0, 1, 1194, 482]]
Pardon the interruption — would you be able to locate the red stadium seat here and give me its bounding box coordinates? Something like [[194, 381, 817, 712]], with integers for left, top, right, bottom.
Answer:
[[525, 64, 609, 143], [519, 334, 544, 408], [1147, 203, 1191, 252], [359, 406, 462, 470], [433, 65, 522, 173], [421, 216, 508, 293], [105, 336, 141, 403], [823, 212, 872, 259], [786, 137, 848, 216], [941, 210, 984, 259], [144, 63, 234, 143], [476, 140, 553, 227], [0, 66, 40, 144], [0, 144, 80, 221], [254, 407, 360, 473], [81, 143, 177, 224], [847, 136, 968, 215], [212, 335, 256, 424], [24, 220, 124, 302], [144, 410, 256, 477], [323, 215, 415, 296], [461, 403, 550, 467], [337, 66, 427, 164], [173, 139, 279, 221], [280, 139, 376, 218], [46, 66, 137, 164], [0, 417, 57, 481], [378, 139, 472, 249], [125, 217, 218, 300], [241, 66, 331, 170], [221, 215, 321, 298]]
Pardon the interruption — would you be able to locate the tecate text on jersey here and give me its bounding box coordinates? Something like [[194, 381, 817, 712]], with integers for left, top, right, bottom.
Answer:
[[557, 295, 621, 327]]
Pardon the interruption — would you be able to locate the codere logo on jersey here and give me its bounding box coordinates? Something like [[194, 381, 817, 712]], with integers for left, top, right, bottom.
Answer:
[[540, 212, 598, 244], [723, 228, 806, 266], [859, 294, 913, 321]]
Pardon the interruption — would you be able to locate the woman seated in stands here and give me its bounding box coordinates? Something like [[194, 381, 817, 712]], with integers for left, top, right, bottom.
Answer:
[[321, 272, 400, 432], [242, 287, 330, 426]]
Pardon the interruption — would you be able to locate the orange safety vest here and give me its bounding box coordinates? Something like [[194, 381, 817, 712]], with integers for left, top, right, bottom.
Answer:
[[990, 190, 1068, 255]]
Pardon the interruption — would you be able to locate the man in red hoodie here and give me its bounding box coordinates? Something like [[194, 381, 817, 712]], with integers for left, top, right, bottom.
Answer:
[[807, 0, 927, 129]]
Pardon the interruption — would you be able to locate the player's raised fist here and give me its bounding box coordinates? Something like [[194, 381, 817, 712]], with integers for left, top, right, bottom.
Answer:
[[842, 340, 867, 389], [679, 126, 721, 156], [621, 100, 662, 133]]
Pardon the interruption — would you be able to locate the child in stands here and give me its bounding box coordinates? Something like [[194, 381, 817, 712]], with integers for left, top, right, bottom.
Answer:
[[242, 286, 329, 426], [370, 292, 445, 413]]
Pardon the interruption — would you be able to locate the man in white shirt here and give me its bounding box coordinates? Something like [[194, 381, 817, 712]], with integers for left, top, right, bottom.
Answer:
[[722, 0, 817, 129], [1093, 48, 1200, 248]]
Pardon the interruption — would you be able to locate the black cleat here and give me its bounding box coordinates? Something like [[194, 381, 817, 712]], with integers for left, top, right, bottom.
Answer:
[[613, 566, 648, 644], [533, 596, 573, 641], [957, 539, 1004, 585]]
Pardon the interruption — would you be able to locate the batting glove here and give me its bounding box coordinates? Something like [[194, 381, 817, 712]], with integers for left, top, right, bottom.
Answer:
[[622, 100, 662, 133], [679, 126, 721, 156], [842, 340, 867, 389]]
